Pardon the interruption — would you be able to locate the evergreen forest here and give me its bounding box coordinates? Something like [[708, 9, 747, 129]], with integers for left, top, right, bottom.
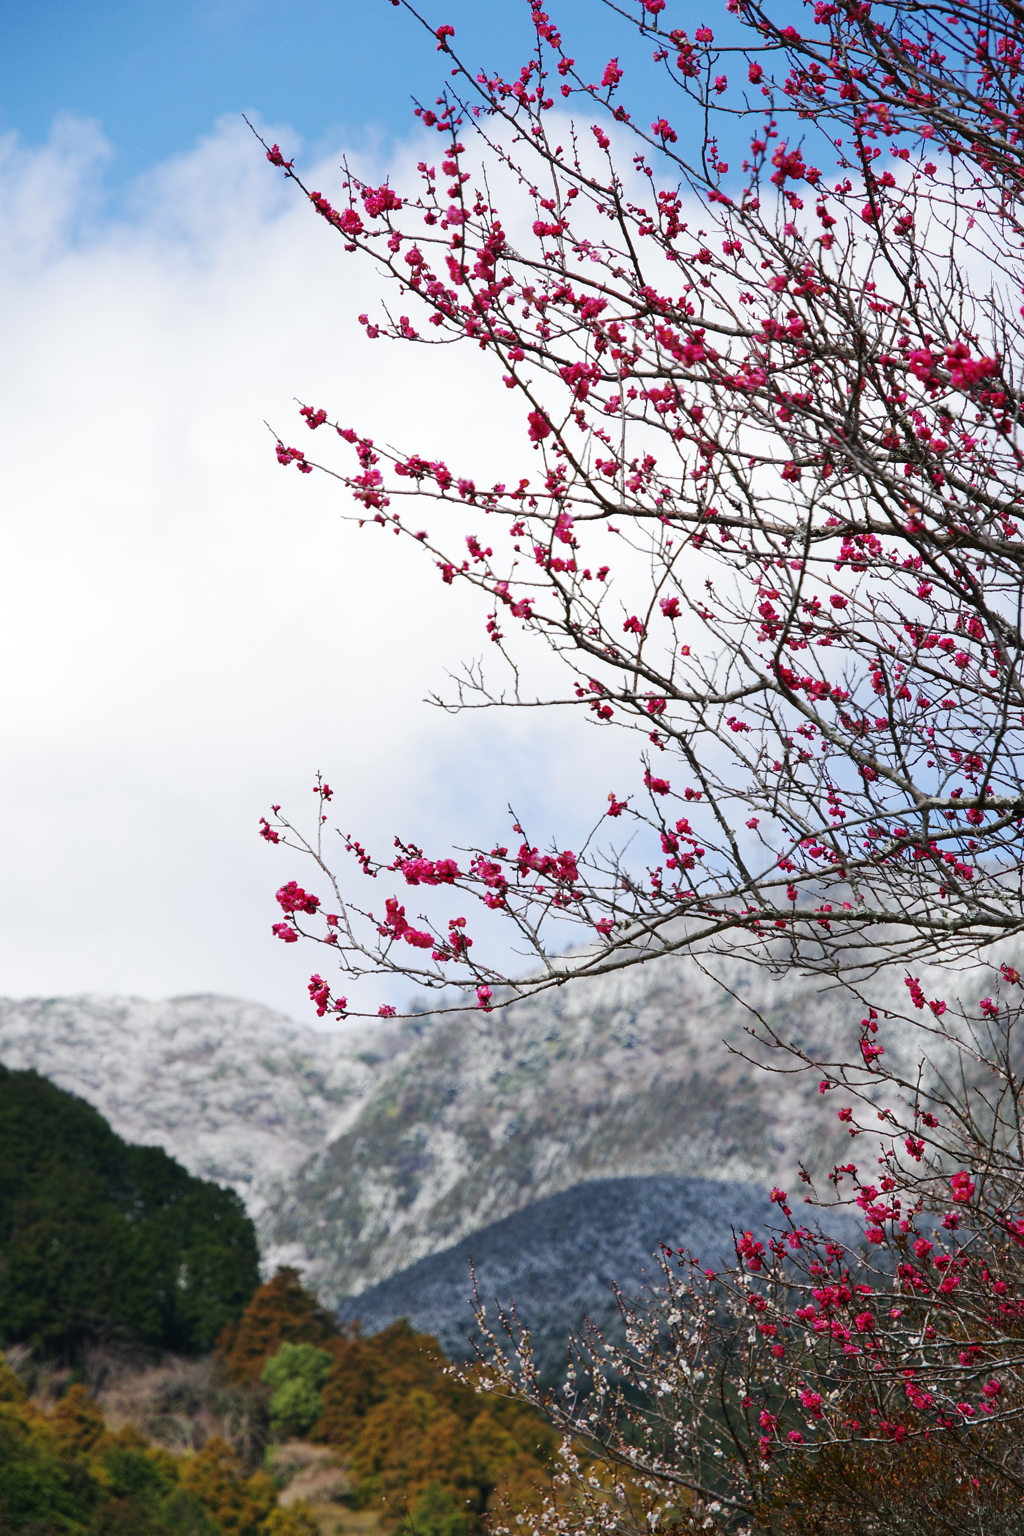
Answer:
[[0, 1064, 261, 1358]]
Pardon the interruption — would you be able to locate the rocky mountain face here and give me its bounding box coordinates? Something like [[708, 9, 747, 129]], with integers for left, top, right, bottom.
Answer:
[[266, 954, 865, 1303]]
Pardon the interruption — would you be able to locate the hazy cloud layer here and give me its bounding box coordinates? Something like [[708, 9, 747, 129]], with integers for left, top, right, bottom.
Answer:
[[0, 115, 638, 1019]]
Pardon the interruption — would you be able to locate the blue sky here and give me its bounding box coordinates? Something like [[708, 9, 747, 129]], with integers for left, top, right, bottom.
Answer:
[[1, 0, 628, 188]]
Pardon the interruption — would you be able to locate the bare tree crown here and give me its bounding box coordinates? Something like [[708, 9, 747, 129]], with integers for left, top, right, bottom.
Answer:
[[251, 4, 1024, 1524], [256, 0, 1024, 1018]]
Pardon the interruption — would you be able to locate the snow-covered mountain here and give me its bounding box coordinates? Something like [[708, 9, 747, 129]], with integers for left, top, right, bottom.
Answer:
[[2, 950, 991, 1304], [263, 954, 857, 1300], [333, 1174, 861, 1372], [0, 993, 411, 1219], [0, 957, 851, 1295]]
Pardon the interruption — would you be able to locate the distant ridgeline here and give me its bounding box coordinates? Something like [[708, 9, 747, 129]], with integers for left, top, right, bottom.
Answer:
[[0, 1064, 260, 1357]]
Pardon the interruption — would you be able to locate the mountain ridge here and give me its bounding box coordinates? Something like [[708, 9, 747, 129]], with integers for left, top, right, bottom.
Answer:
[[0, 993, 410, 1221], [332, 1173, 846, 1372], [2, 949, 986, 1303], [264, 953, 857, 1300]]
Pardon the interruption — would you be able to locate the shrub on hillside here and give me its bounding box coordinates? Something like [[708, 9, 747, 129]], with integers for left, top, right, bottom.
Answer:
[[260, 1344, 333, 1438]]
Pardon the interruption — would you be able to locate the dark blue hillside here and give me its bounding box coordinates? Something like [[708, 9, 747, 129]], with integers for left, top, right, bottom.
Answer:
[[335, 1174, 859, 1375]]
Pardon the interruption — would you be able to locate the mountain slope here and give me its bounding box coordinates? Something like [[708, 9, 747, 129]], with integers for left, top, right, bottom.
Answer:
[[265, 954, 862, 1300], [0, 1063, 259, 1354], [0, 993, 410, 1218], [2, 948, 981, 1305], [334, 1173, 861, 1373]]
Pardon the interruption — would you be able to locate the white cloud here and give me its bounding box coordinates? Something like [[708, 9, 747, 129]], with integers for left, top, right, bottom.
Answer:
[[0, 114, 636, 1019]]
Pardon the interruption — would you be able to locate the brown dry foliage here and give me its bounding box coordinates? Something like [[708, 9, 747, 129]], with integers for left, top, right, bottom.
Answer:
[[312, 1319, 558, 1525], [215, 1267, 339, 1385], [214, 1272, 559, 1531], [767, 1424, 1024, 1536], [313, 1320, 449, 1450], [49, 1380, 109, 1456], [179, 1433, 278, 1536]]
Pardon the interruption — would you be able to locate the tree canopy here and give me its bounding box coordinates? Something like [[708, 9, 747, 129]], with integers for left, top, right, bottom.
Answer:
[[0, 1357, 317, 1536], [0, 1064, 260, 1357], [218, 1270, 559, 1530]]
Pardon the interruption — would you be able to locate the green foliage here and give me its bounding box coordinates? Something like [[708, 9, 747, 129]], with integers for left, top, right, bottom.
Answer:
[[260, 1343, 333, 1396], [263, 1374, 322, 1437], [0, 1350, 28, 1403], [0, 1065, 260, 1357], [159, 1487, 225, 1536], [260, 1344, 333, 1438], [0, 1370, 185, 1534], [0, 1405, 99, 1531], [259, 1510, 319, 1536], [397, 1482, 471, 1536]]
